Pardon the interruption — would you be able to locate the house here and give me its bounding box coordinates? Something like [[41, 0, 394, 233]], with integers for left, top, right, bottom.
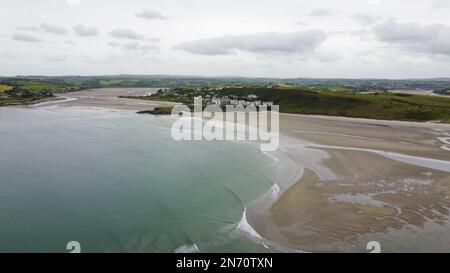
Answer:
[[211, 97, 230, 105]]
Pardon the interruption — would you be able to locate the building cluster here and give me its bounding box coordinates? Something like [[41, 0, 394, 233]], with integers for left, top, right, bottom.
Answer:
[[151, 87, 274, 107], [210, 94, 273, 107]]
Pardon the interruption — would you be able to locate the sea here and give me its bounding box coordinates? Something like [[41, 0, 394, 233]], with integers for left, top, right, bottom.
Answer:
[[0, 106, 296, 253]]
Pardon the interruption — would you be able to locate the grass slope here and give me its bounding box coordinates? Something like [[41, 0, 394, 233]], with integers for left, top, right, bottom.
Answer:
[[127, 87, 450, 122]]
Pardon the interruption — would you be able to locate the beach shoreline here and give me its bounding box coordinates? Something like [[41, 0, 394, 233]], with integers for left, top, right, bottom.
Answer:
[[246, 113, 450, 252], [26, 88, 450, 252]]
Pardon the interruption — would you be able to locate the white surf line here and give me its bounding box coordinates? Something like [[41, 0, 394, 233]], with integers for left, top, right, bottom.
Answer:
[[291, 130, 377, 140], [434, 129, 450, 136], [433, 129, 450, 152], [174, 243, 200, 253], [439, 137, 450, 145], [302, 143, 450, 172], [236, 208, 306, 253], [31, 96, 78, 107]]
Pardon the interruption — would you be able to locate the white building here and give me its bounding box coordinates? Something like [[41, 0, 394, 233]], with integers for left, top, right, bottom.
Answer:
[[247, 94, 258, 100]]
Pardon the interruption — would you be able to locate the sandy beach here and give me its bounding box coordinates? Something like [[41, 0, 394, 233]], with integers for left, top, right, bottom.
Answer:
[[248, 113, 450, 252], [26, 88, 176, 111], [29, 88, 450, 252]]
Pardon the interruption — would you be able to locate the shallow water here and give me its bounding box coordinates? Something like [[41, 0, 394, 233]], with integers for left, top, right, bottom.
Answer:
[[0, 106, 294, 252]]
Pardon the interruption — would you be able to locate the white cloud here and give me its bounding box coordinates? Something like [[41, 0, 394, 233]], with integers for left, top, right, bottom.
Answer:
[[41, 23, 68, 35], [43, 55, 68, 62], [431, 0, 450, 9], [0, 51, 19, 60], [15, 26, 40, 32], [366, 0, 382, 6], [373, 19, 450, 56], [352, 14, 381, 26], [1, 0, 450, 77], [122, 42, 158, 53], [66, 0, 81, 6], [174, 30, 327, 56], [108, 41, 120, 47], [148, 37, 160, 43], [109, 29, 145, 40], [108, 41, 158, 53], [135, 9, 167, 20], [307, 9, 333, 17]]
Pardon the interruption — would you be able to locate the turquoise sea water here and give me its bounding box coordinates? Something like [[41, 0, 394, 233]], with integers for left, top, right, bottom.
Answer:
[[0, 107, 292, 253]]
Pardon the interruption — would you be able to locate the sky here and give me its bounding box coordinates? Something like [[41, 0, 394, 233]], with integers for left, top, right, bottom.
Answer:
[[1, 0, 450, 78]]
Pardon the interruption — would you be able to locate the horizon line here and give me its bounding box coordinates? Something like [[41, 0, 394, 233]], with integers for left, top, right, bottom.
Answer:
[[1, 74, 450, 81]]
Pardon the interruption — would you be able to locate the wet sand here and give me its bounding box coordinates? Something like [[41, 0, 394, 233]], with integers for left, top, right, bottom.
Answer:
[[27, 88, 176, 111], [250, 113, 450, 252]]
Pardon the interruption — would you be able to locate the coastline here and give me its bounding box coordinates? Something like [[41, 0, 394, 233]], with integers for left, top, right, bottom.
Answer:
[[17, 88, 450, 252], [0, 96, 64, 108]]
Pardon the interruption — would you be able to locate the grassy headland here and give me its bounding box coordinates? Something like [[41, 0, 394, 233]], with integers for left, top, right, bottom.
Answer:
[[122, 86, 450, 123]]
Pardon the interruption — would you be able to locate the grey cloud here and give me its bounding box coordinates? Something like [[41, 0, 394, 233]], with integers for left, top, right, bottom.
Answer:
[[12, 33, 42, 43], [109, 29, 145, 40], [174, 30, 327, 56], [135, 9, 167, 20], [373, 20, 450, 56], [73, 25, 98, 37], [41, 23, 68, 35], [307, 9, 333, 17], [352, 14, 381, 26]]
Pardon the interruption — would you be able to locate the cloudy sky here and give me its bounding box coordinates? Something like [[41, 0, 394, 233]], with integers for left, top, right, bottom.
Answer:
[[1, 0, 450, 78]]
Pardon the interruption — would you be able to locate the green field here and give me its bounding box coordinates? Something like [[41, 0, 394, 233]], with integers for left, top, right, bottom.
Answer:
[[16, 82, 64, 93], [0, 84, 13, 93], [228, 87, 450, 122], [100, 79, 141, 86], [0, 82, 59, 106]]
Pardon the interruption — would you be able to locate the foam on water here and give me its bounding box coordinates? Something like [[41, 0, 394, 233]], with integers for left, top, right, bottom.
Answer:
[[175, 243, 200, 253], [266, 184, 281, 202], [234, 208, 307, 253], [261, 151, 280, 162], [236, 208, 265, 241]]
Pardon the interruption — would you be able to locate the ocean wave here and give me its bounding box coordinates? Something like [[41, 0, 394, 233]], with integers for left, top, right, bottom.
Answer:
[[234, 207, 306, 253], [175, 243, 200, 253], [236, 208, 265, 241], [261, 151, 280, 162], [265, 183, 280, 203]]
